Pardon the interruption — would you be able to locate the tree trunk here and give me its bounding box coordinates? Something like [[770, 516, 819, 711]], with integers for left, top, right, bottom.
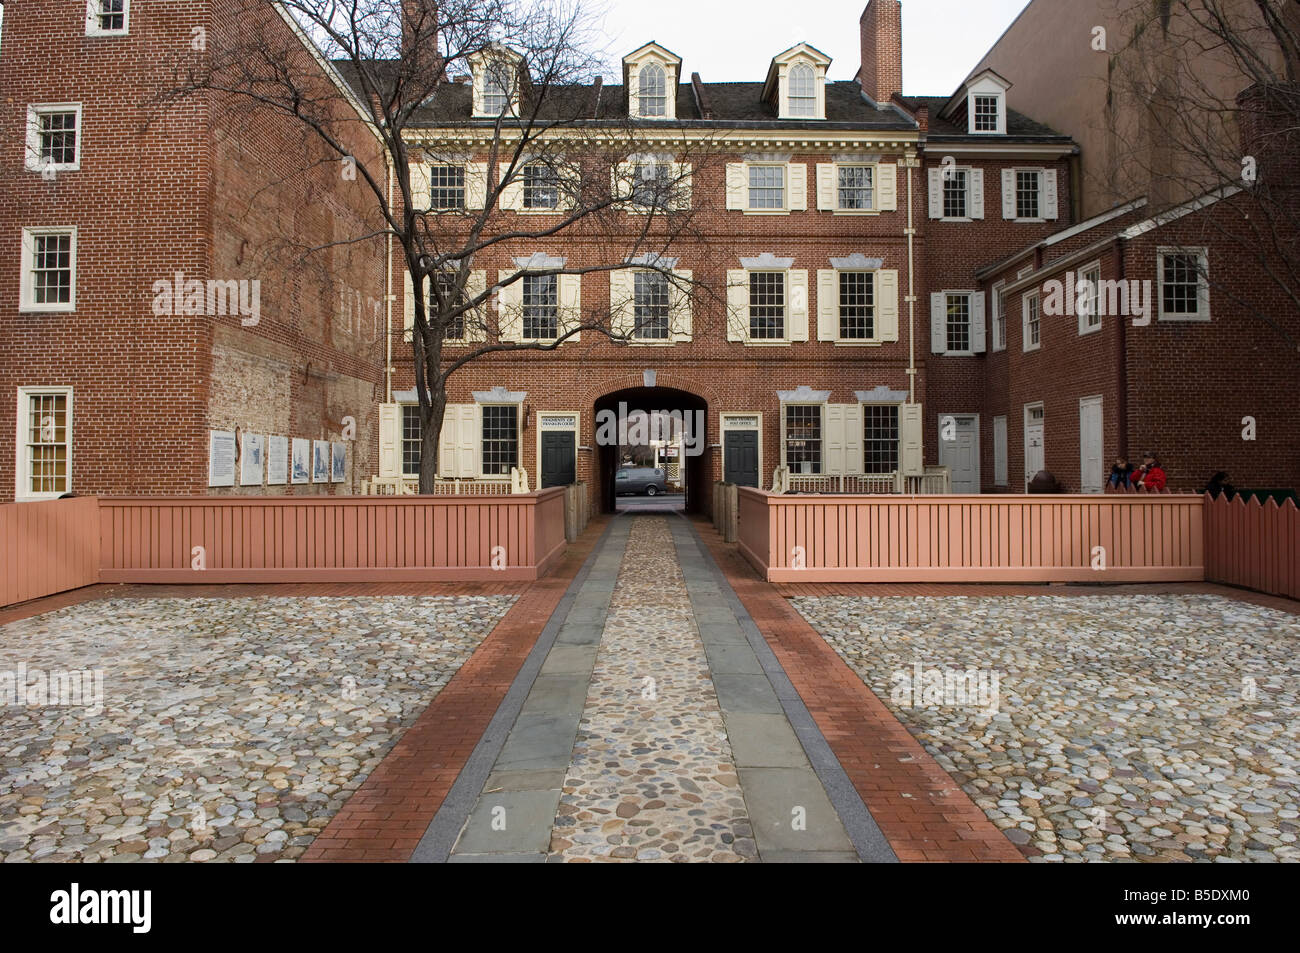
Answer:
[[419, 385, 446, 494]]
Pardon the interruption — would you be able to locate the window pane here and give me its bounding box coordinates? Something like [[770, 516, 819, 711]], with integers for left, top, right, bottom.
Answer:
[[402, 405, 421, 476], [837, 165, 873, 210], [523, 274, 559, 339], [748, 165, 784, 209], [40, 112, 78, 165], [973, 95, 999, 131], [99, 0, 126, 31], [788, 64, 817, 117], [1162, 254, 1200, 314], [634, 271, 670, 339], [429, 165, 466, 209], [1016, 170, 1040, 218], [946, 293, 971, 352], [484, 65, 511, 113], [432, 273, 466, 339], [748, 272, 785, 339], [523, 164, 559, 209], [863, 405, 899, 474], [785, 405, 821, 474], [631, 161, 671, 207], [638, 64, 667, 117], [32, 234, 72, 305], [26, 393, 69, 495], [838, 271, 874, 339], [943, 169, 967, 218], [1081, 266, 1101, 327], [481, 406, 518, 475], [1027, 295, 1041, 345]]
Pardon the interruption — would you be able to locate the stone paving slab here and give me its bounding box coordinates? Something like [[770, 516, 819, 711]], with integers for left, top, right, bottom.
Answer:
[[454, 790, 562, 854]]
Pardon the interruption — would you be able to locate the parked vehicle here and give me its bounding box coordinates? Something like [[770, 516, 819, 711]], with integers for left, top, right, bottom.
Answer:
[[616, 466, 668, 496]]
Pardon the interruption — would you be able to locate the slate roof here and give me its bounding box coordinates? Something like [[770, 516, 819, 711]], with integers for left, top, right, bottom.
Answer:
[[901, 95, 1072, 142]]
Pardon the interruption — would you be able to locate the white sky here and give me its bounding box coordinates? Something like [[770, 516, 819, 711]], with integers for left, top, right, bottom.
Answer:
[[592, 0, 1030, 93]]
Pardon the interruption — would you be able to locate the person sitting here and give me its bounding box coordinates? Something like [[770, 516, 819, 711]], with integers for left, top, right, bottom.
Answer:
[[1108, 457, 1135, 490], [1027, 470, 1063, 494], [1204, 471, 1236, 500], [1134, 452, 1168, 491]]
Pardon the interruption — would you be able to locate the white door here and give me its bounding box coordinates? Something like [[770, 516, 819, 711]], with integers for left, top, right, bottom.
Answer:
[[939, 414, 980, 494], [1024, 403, 1045, 489], [1079, 397, 1104, 494], [993, 416, 1008, 487]]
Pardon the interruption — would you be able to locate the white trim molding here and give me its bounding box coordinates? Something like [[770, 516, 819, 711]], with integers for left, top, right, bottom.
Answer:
[[473, 387, 527, 405], [778, 386, 831, 403]]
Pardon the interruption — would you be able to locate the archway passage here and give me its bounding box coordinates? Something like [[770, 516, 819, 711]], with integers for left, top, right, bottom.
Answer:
[[594, 386, 709, 515]]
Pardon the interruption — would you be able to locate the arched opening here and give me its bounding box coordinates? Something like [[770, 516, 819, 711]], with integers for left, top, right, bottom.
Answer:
[[594, 386, 709, 515]]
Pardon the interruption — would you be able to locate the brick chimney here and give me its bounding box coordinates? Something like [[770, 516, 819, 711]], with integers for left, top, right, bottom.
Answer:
[[859, 0, 903, 104]]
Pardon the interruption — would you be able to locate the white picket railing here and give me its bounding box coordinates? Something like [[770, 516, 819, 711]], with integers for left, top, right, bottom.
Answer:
[[362, 467, 531, 496], [772, 467, 952, 495]]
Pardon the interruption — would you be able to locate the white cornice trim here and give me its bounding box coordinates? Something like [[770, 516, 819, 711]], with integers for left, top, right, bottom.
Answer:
[[778, 386, 831, 403], [474, 387, 527, 404]]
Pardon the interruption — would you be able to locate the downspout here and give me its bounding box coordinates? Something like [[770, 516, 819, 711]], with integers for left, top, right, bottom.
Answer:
[[906, 153, 917, 403], [385, 153, 394, 403], [1114, 235, 1128, 460]]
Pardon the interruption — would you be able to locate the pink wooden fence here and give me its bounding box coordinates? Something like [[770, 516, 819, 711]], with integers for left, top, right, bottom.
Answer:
[[739, 489, 1205, 583], [0, 497, 101, 607], [1204, 494, 1300, 600], [96, 489, 568, 585]]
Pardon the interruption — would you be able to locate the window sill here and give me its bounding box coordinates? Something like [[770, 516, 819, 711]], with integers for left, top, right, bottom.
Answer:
[[85, 30, 129, 38], [742, 339, 794, 347], [1012, 217, 1048, 224], [19, 303, 76, 314], [27, 163, 80, 174], [742, 209, 793, 216], [938, 216, 973, 223], [1158, 314, 1212, 323], [829, 209, 880, 216], [832, 339, 885, 347], [1078, 323, 1103, 336], [14, 492, 67, 502], [1022, 344, 1042, 353]]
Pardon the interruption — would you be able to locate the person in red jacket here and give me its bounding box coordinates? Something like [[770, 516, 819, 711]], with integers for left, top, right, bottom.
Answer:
[[1135, 452, 1168, 491]]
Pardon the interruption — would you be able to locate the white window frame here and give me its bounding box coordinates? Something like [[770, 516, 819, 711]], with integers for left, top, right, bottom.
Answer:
[[1078, 261, 1102, 335], [861, 403, 903, 476], [970, 93, 1003, 135], [26, 104, 83, 174], [941, 167, 971, 221], [479, 404, 520, 480], [1012, 168, 1044, 221], [15, 386, 73, 502], [85, 0, 130, 37], [20, 227, 78, 313], [400, 403, 422, 478], [636, 62, 669, 119], [748, 270, 789, 343], [1157, 246, 1211, 322], [836, 270, 878, 343], [991, 281, 1007, 351], [747, 163, 788, 212], [835, 163, 875, 212], [1022, 290, 1041, 353], [787, 62, 819, 118], [781, 403, 824, 475], [944, 291, 977, 357], [521, 271, 561, 343]]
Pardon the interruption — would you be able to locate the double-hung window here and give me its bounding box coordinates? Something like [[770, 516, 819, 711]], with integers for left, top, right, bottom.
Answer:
[[480, 406, 519, 476], [523, 164, 559, 210], [638, 63, 668, 118], [18, 388, 72, 500], [946, 293, 972, 353], [523, 273, 559, 340], [973, 95, 1000, 133], [432, 273, 467, 340], [788, 64, 817, 117], [749, 272, 785, 340], [27, 105, 82, 173], [992, 282, 1007, 351], [483, 65, 512, 115], [838, 271, 874, 340], [837, 165, 873, 211], [1016, 170, 1041, 219], [21, 228, 76, 312], [633, 271, 670, 340], [86, 0, 129, 36], [429, 165, 466, 209], [862, 405, 900, 475], [944, 169, 968, 219], [1023, 291, 1042, 351], [402, 405, 422, 477], [784, 405, 822, 474], [632, 161, 672, 209], [1158, 248, 1210, 321], [748, 165, 785, 210], [1078, 263, 1102, 333]]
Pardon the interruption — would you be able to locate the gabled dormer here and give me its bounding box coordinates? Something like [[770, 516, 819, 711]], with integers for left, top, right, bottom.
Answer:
[[623, 42, 682, 120], [763, 43, 832, 121], [469, 44, 526, 119], [942, 68, 1012, 136]]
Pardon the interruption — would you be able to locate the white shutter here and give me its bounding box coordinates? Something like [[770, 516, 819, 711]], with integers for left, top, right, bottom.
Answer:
[[438, 405, 458, 478], [466, 162, 488, 209], [497, 270, 522, 342], [671, 269, 693, 341], [825, 404, 846, 476], [972, 291, 987, 353], [610, 270, 634, 338], [498, 161, 523, 210], [930, 292, 947, 354], [465, 270, 488, 341], [1043, 169, 1059, 219], [726, 269, 748, 341], [843, 404, 864, 475], [788, 163, 808, 211], [900, 404, 924, 476], [1002, 169, 1017, 219], [560, 273, 582, 341], [403, 270, 417, 342], [817, 269, 838, 340], [928, 168, 944, 219], [379, 404, 401, 478], [876, 163, 897, 211], [788, 269, 809, 341], [457, 405, 477, 479], [672, 162, 693, 210], [726, 163, 747, 210], [410, 162, 431, 212], [876, 269, 899, 342], [970, 168, 985, 219], [611, 161, 633, 203], [817, 163, 837, 210]]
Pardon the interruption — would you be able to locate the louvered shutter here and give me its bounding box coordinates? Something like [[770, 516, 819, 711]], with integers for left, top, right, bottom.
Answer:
[[817, 269, 838, 340], [726, 163, 747, 210], [972, 291, 987, 353], [876, 163, 897, 211], [930, 292, 947, 354], [497, 270, 522, 342], [378, 404, 401, 478], [1002, 169, 1017, 219], [928, 168, 944, 219], [817, 163, 836, 210], [970, 168, 985, 219], [726, 269, 748, 341], [788, 269, 809, 341], [876, 269, 899, 342], [788, 163, 808, 211]]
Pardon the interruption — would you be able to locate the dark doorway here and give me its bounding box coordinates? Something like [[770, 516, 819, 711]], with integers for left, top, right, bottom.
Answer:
[[540, 431, 576, 488], [724, 430, 759, 488], [595, 386, 709, 515]]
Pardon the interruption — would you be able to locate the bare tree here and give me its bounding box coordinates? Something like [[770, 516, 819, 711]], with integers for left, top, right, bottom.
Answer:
[[163, 0, 711, 490], [1103, 0, 1300, 352]]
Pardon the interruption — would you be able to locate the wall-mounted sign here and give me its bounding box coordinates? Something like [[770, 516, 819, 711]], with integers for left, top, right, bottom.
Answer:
[[312, 440, 331, 483], [291, 438, 311, 484], [540, 415, 578, 430], [331, 442, 346, 483], [240, 433, 265, 486], [267, 436, 288, 486], [208, 431, 236, 488], [722, 415, 760, 430]]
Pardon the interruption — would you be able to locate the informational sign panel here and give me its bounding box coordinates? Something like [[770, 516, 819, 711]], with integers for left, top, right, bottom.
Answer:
[[312, 440, 330, 483], [208, 431, 236, 488], [291, 438, 311, 484], [240, 433, 265, 486], [267, 436, 288, 486], [331, 442, 346, 483]]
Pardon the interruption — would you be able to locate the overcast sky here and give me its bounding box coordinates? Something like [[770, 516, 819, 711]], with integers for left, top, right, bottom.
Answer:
[[593, 0, 1030, 93]]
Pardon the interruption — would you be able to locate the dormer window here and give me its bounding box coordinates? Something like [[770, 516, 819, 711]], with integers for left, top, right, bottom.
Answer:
[[624, 43, 682, 121], [470, 46, 524, 118], [788, 64, 817, 117], [483, 65, 512, 115], [765, 43, 832, 121], [973, 95, 1000, 132], [954, 69, 1011, 135], [639, 64, 668, 117]]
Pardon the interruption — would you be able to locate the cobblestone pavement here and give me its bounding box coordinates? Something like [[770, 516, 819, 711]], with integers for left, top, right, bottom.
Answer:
[[792, 593, 1300, 863], [0, 595, 514, 863], [550, 519, 755, 862]]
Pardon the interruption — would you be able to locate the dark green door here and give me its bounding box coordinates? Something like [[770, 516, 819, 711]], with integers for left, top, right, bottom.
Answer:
[[724, 430, 759, 488], [541, 431, 576, 488]]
